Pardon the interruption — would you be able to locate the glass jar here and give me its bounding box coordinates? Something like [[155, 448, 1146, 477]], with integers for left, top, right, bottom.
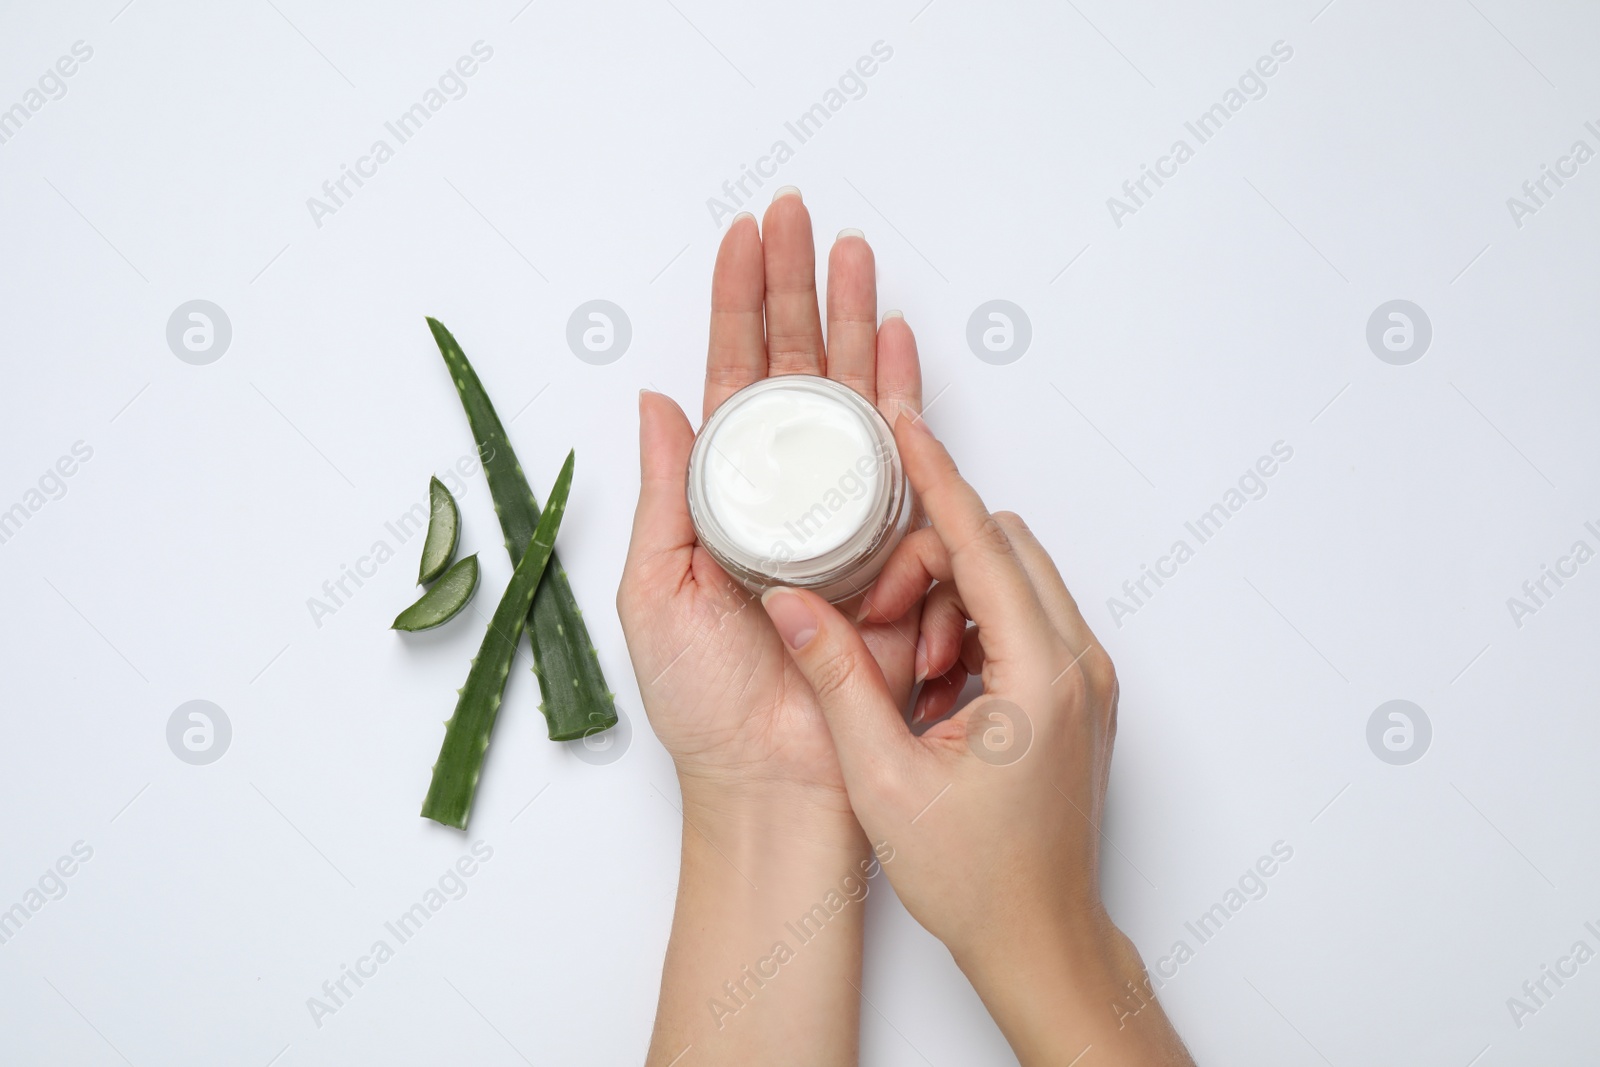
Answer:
[[686, 375, 912, 604]]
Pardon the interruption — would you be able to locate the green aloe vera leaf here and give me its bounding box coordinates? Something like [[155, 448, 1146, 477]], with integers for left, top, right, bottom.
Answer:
[[425, 317, 617, 742], [393, 555, 479, 631], [421, 452, 573, 830], [418, 476, 460, 584]]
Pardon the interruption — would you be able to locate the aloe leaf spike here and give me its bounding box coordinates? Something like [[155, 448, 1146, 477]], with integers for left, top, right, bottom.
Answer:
[[421, 452, 574, 829], [425, 317, 617, 742]]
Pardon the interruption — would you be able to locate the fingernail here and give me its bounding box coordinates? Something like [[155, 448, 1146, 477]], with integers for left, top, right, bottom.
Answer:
[[881, 309, 904, 323], [913, 636, 928, 684], [837, 227, 865, 240], [772, 186, 801, 202], [761, 587, 817, 650], [910, 692, 931, 726], [854, 597, 873, 622], [732, 211, 755, 224], [896, 401, 928, 434]]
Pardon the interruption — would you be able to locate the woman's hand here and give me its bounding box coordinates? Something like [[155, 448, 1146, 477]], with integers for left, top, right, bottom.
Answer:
[[758, 412, 1195, 1066], [617, 190, 926, 821], [621, 190, 937, 1066]]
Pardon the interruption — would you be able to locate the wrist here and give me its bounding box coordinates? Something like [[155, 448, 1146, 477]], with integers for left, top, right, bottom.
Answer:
[[651, 773, 873, 1066], [958, 914, 1186, 1066], [676, 766, 866, 861]]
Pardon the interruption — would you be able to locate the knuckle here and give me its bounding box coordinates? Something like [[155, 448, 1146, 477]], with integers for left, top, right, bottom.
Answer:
[[1052, 656, 1092, 709], [992, 510, 1030, 534], [1047, 638, 1119, 709], [954, 515, 1012, 562], [806, 646, 860, 703], [704, 366, 755, 389], [869, 758, 916, 813], [1083, 644, 1118, 692], [833, 371, 875, 397]]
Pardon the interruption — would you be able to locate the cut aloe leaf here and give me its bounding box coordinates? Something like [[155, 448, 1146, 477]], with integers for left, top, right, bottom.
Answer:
[[422, 452, 573, 829], [426, 318, 617, 742], [418, 476, 460, 584], [393, 555, 479, 631]]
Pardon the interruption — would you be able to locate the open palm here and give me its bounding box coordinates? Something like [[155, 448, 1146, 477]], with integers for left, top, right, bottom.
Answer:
[[617, 191, 927, 807]]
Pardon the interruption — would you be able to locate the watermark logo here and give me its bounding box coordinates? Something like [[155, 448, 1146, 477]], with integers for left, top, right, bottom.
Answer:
[[1115, 840, 1294, 1027], [1366, 300, 1431, 365], [0, 40, 94, 148], [167, 300, 232, 365], [167, 700, 231, 765], [1366, 699, 1430, 765], [704, 42, 895, 227], [565, 300, 631, 365], [708, 840, 895, 1031], [1108, 441, 1294, 628], [967, 300, 1031, 365], [305, 42, 494, 229], [1506, 521, 1599, 629], [568, 706, 632, 766], [965, 699, 1033, 766], [1506, 920, 1600, 1030], [0, 841, 94, 948], [0, 440, 93, 547], [1106, 40, 1294, 228], [307, 449, 486, 629], [307, 841, 493, 1028], [1506, 120, 1600, 230], [754, 442, 890, 571]]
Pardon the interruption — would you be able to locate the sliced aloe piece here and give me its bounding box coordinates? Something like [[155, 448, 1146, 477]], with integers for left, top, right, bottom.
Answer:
[[422, 452, 573, 830], [393, 555, 479, 631], [418, 476, 460, 584], [426, 318, 617, 742]]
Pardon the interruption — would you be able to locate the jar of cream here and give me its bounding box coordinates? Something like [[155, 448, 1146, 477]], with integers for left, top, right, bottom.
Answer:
[[687, 375, 912, 603]]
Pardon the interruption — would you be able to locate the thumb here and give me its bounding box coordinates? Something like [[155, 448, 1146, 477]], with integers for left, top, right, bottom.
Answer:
[[625, 389, 697, 571], [760, 586, 917, 780]]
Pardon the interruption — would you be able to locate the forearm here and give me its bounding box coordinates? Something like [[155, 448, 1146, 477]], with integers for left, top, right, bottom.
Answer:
[[957, 914, 1195, 1067], [646, 782, 873, 1067]]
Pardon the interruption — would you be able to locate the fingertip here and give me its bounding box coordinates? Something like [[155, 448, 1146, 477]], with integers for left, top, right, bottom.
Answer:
[[860, 526, 946, 624], [919, 606, 968, 682], [827, 230, 877, 282], [876, 314, 922, 421], [763, 187, 812, 230], [628, 391, 698, 567], [893, 401, 931, 437], [718, 214, 760, 262], [828, 228, 873, 269], [638, 390, 692, 475], [637, 385, 662, 432], [911, 668, 965, 726], [893, 404, 960, 507], [760, 586, 819, 651], [706, 215, 767, 418]]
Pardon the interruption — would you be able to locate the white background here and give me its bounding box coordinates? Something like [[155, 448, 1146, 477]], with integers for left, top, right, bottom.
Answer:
[[2, 0, 1598, 1064]]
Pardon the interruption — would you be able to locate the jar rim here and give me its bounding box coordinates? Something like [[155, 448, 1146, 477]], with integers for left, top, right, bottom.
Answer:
[[686, 375, 909, 600]]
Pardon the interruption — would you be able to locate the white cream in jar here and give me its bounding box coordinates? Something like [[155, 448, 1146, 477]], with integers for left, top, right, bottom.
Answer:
[[687, 375, 911, 603]]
